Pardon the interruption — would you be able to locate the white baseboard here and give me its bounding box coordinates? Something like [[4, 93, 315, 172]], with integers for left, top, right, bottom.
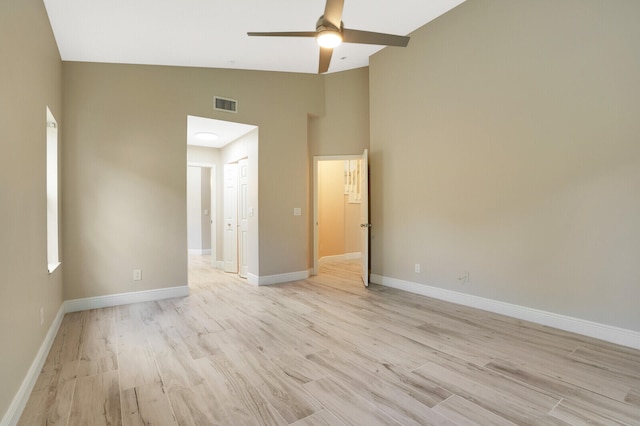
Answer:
[[64, 285, 189, 313], [1, 304, 65, 426], [370, 274, 640, 350], [319, 252, 362, 263], [3, 286, 189, 424], [188, 249, 211, 255], [247, 272, 259, 286], [247, 269, 311, 286]]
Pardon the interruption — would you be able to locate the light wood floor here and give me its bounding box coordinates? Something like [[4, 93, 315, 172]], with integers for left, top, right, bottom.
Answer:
[[19, 257, 640, 425]]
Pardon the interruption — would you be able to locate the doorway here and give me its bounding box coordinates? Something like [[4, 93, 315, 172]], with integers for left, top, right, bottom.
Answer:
[[186, 115, 259, 282], [313, 150, 370, 286]]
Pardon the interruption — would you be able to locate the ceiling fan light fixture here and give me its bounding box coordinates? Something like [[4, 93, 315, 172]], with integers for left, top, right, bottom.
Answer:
[[316, 30, 342, 48]]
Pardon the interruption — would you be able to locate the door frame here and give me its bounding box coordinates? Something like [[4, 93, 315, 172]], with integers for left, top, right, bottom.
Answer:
[[237, 158, 249, 278], [312, 154, 363, 276]]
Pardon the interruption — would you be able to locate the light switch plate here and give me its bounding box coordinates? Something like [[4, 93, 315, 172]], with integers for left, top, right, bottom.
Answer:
[[293, 208, 302, 216]]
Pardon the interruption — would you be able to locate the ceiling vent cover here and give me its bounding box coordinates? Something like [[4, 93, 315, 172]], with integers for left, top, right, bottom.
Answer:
[[214, 96, 238, 113]]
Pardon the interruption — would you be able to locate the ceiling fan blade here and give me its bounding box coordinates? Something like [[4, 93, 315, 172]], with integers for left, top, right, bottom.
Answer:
[[319, 47, 333, 74], [323, 0, 344, 28], [247, 31, 317, 38], [342, 28, 410, 47]]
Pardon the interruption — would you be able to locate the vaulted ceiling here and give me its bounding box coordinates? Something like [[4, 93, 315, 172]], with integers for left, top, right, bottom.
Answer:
[[44, 0, 466, 74]]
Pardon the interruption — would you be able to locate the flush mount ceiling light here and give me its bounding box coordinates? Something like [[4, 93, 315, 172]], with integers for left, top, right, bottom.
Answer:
[[316, 30, 342, 48], [194, 132, 218, 141]]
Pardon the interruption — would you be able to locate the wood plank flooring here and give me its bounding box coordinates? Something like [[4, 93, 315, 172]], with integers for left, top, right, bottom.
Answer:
[[19, 257, 640, 425]]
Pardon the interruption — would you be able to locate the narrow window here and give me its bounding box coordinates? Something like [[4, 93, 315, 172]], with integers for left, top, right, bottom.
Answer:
[[46, 107, 60, 273]]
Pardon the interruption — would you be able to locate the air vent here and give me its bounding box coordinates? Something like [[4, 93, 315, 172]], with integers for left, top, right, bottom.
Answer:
[[214, 96, 238, 113]]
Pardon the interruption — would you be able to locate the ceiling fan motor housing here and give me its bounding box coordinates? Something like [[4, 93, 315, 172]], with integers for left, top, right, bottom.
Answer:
[[316, 15, 343, 33]]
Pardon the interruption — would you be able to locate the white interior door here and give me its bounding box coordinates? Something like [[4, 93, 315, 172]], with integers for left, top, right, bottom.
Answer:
[[238, 159, 249, 278], [360, 149, 370, 287], [223, 163, 238, 273]]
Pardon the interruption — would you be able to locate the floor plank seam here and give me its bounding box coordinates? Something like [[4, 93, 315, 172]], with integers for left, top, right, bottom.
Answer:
[[548, 397, 564, 415]]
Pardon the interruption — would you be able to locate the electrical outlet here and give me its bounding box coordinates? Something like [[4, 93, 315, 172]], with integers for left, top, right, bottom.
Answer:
[[415, 263, 421, 273], [133, 269, 142, 281], [458, 271, 470, 284], [40, 307, 44, 326]]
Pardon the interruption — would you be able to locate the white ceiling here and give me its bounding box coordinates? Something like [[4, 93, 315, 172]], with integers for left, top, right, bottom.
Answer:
[[43, 0, 466, 75], [187, 116, 257, 149]]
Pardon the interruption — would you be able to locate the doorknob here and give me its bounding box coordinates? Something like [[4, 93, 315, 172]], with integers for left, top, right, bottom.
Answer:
[[360, 223, 372, 228]]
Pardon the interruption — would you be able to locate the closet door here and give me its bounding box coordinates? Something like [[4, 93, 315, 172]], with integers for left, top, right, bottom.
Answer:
[[223, 163, 238, 273]]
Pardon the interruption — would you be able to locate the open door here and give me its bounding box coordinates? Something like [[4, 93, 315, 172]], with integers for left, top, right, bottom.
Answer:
[[223, 163, 238, 273], [360, 149, 370, 287]]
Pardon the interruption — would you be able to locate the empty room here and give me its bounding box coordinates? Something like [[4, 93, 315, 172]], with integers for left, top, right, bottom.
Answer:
[[1, 0, 639, 424]]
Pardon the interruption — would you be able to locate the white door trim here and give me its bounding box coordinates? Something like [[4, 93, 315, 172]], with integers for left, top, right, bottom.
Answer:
[[210, 164, 216, 268]]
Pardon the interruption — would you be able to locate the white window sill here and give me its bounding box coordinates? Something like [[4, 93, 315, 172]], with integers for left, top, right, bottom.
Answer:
[[48, 262, 61, 274]]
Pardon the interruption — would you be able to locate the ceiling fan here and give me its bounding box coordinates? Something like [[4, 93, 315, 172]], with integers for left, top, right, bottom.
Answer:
[[247, 0, 410, 74]]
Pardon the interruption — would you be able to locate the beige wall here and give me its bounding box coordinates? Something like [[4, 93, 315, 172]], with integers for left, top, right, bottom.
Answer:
[[309, 67, 370, 157], [0, 0, 63, 418], [370, 0, 640, 331], [318, 161, 345, 258], [62, 63, 324, 299], [344, 197, 361, 255], [318, 161, 362, 259]]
